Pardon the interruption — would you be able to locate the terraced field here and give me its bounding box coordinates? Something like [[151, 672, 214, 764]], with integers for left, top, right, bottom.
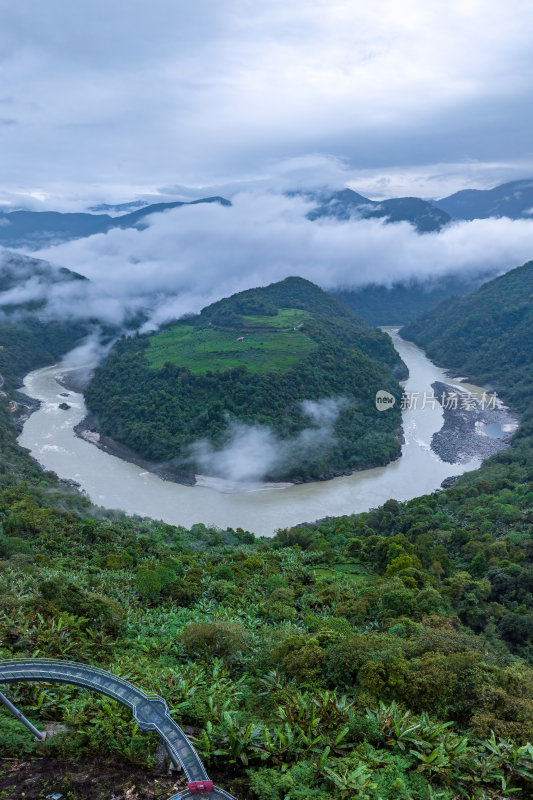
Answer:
[[241, 308, 310, 328], [146, 309, 316, 373]]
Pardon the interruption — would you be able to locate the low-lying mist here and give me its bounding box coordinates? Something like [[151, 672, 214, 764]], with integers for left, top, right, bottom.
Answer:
[[1, 190, 530, 332], [186, 397, 349, 482]]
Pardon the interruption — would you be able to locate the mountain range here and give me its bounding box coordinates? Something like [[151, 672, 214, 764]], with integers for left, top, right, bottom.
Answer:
[[0, 196, 231, 250], [433, 179, 533, 220], [304, 188, 450, 231], [1, 179, 532, 251]]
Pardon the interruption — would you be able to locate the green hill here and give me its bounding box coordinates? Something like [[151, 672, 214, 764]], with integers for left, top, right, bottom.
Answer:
[[85, 278, 407, 481], [401, 261, 533, 412], [0, 250, 87, 315], [0, 250, 87, 293]]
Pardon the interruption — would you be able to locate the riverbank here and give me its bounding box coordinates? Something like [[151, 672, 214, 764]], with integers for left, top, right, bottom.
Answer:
[[63, 364, 404, 488], [54, 366, 196, 487], [73, 410, 404, 488], [18, 330, 507, 537], [74, 412, 197, 486], [71, 373, 515, 492], [12, 391, 41, 433], [431, 380, 519, 464]]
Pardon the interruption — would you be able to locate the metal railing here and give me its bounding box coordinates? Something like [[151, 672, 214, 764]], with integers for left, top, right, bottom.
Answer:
[[0, 658, 238, 800]]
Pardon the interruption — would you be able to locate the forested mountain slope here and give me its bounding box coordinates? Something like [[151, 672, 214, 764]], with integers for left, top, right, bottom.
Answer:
[[401, 260, 533, 412], [300, 188, 451, 231], [0, 250, 87, 316], [85, 278, 407, 481], [334, 270, 493, 325]]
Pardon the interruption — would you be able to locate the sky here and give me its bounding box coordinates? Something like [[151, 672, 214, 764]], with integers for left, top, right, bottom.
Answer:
[[1, 0, 533, 208]]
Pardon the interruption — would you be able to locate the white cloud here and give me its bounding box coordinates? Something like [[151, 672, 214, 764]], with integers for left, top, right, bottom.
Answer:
[[187, 396, 347, 481], [21, 192, 533, 328], [0, 1, 533, 200]]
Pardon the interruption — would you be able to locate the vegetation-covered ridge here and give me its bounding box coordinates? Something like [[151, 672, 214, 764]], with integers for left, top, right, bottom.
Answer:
[[85, 277, 407, 482], [1, 421, 533, 798], [0, 317, 88, 395], [401, 260, 533, 413], [0, 268, 532, 798], [433, 179, 533, 221], [0, 196, 231, 250]]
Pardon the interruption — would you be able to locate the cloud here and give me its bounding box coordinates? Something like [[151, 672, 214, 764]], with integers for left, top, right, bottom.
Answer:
[[1, 2, 533, 201], [60, 331, 113, 368], [187, 396, 347, 482], [0, 276, 46, 306], [301, 397, 349, 426], [20, 191, 533, 329]]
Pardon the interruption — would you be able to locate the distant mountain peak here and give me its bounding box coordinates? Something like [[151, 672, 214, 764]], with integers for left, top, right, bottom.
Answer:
[[302, 188, 450, 232], [87, 200, 151, 215], [0, 196, 232, 250], [433, 179, 533, 220]]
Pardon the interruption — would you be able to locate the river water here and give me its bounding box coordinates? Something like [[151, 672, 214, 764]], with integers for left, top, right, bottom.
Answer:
[[17, 329, 498, 537]]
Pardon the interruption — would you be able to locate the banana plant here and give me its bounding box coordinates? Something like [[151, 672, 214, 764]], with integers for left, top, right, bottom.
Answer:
[[366, 700, 425, 751], [322, 762, 376, 800], [410, 743, 452, 776], [482, 733, 533, 783], [192, 711, 267, 765]]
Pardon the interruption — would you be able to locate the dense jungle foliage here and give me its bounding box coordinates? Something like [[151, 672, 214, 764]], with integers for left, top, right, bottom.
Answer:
[[0, 316, 88, 390], [85, 278, 406, 481], [401, 261, 533, 414], [0, 268, 532, 799]]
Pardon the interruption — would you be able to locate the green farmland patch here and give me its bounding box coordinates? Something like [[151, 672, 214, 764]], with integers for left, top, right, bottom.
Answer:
[[241, 308, 311, 328], [145, 322, 317, 373]]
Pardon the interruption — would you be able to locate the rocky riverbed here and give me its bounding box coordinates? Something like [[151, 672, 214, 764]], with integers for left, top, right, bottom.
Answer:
[[431, 380, 519, 464]]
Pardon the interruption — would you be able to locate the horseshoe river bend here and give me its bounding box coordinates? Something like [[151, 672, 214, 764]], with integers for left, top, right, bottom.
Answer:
[[16, 329, 518, 537]]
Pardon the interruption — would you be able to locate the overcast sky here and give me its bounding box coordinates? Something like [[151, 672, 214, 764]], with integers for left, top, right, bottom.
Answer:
[[1, 0, 533, 208]]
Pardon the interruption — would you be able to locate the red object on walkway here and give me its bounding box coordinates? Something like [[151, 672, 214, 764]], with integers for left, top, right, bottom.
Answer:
[[187, 781, 215, 793]]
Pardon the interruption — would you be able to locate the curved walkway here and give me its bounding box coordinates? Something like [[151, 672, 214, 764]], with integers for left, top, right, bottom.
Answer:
[[0, 658, 237, 799]]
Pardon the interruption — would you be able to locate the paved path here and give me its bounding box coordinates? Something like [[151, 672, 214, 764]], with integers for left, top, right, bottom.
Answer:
[[0, 658, 237, 799]]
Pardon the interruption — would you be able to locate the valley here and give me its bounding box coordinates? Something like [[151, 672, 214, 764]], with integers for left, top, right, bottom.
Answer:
[[0, 202, 532, 800], [1, 262, 532, 800]]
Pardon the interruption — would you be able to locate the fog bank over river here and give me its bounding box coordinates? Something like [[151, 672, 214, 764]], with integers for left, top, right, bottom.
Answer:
[[18, 329, 515, 537]]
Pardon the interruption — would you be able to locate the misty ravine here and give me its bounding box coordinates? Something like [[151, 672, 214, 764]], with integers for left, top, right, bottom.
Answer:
[[17, 329, 517, 537]]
